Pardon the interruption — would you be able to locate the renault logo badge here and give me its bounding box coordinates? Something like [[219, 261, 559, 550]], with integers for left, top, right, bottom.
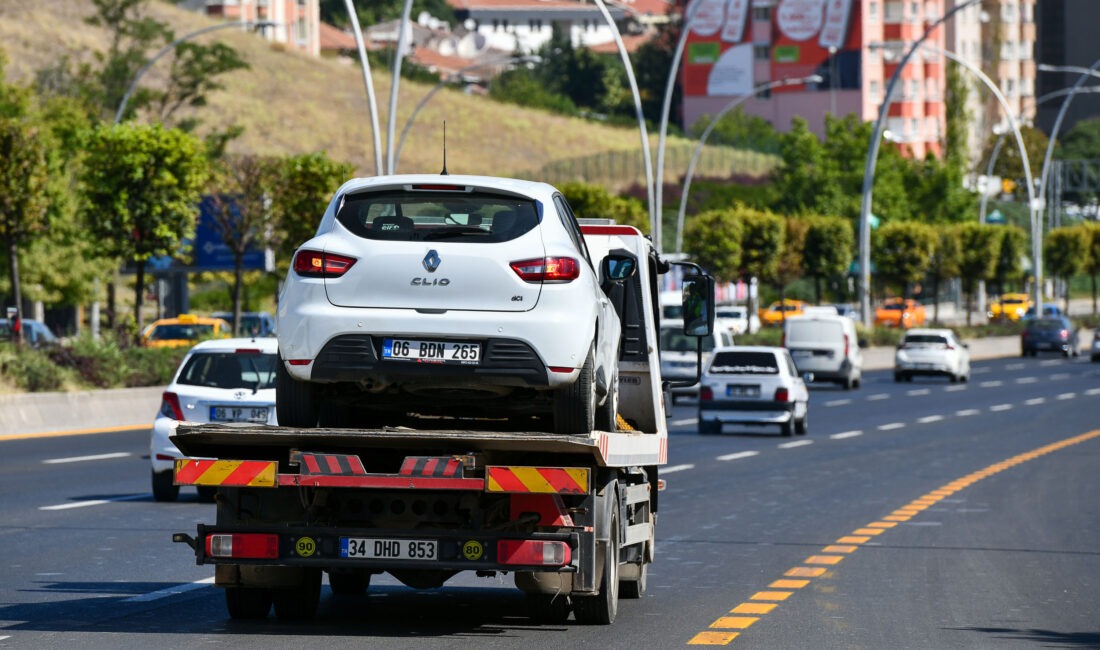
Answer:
[[423, 249, 441, 273]]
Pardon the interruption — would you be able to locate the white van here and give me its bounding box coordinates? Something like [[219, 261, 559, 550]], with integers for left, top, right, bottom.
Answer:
[[660, 319, 735, 402], [782, 314, 862, 390]]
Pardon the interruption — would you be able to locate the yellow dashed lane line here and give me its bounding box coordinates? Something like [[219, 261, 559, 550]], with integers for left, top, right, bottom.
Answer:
[[687, 429, 1100, 646]]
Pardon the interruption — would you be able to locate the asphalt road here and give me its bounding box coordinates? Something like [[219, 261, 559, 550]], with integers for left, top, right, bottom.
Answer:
[[2, 354, 1099, 648]]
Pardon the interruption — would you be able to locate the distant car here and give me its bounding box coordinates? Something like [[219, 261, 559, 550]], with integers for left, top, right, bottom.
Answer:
[[893, 328, 970, 383], [987, 292, 1032, 322], [660, 319, 735, 402], [715, 304, 760, 335], [1021, 316, 1078, 357], [150, 337, 279, 502], [758, 299, 807, 327], [874, 298, 926, 329], [1091, 329, 1100, 362], [141, 314, 232, 348], [212, 311, 276, 337], [0, 318, 59, 348], [831, 304, 860, 321], [1023, 303, 1063, 320], [697, 345, 809, 436]]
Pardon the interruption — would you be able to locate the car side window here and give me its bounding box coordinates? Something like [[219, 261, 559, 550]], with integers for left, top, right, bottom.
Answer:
[[553, 195, 594, 268], [784, 351, 798, 376]]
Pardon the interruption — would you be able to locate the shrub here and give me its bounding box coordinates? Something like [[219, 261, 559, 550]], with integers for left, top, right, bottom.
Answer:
[[0, 346, 68, 392], [123, 346, 187, 387]]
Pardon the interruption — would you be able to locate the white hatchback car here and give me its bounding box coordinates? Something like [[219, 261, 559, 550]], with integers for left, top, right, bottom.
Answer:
[[276, 174, 628, 435], [893, 328, 970, 383], [150, 337, 279, 502], [697, 346, 809, 436]]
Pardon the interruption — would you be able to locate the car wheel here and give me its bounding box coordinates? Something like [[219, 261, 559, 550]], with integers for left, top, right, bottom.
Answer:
[[843, 375, 854, 390], [553, 346, 596, 435], [795, 411, 808, 436], [1091, 354, 1100, 363], [698, 417, 721, 435], [893, 372, 902, 383], [276, 359, 319, 428], [225, 587, 272, 620], [151, 469, 179, 502], [595, 368, 619, 433], [949, 373, 959, 383], [780, 419, 794, 437]]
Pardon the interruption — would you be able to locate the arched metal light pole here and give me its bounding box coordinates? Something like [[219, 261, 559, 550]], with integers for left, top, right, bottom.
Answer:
[[1036, 62, 1100, 230], [592, 0, 656, 237], [674, 75, 822, 254], [857, 0, 982, 328], [114, 20, 279, 124], [392, 55, 542, 172], [344, 0, 384, 176], [386, 0, 416, 174]]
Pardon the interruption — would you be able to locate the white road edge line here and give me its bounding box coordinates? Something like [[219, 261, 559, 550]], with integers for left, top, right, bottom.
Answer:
[[661, 464, 694, 474], [778, 440, 813, 449], [122, 577, 216, 603], [717, 451, 759, 462], [878, 423, 905, 431], [830, 430, 863, 439], [39, 494, 147, 511], [43, 452, 132, 465]]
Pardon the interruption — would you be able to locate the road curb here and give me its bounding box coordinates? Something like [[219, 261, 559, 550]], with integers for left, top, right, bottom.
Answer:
[[0, 386, 162, 439]]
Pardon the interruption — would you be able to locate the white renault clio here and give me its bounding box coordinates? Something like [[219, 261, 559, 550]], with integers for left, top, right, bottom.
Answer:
[[276, 174, 628, 434]]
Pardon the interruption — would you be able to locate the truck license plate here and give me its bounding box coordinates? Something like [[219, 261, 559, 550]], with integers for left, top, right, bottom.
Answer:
[[340, 538, 437, 560], [210, 406, 269, 423], [382, 339, 480, 365]]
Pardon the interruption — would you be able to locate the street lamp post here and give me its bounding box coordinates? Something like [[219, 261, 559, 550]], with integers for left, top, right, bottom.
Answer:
[[387, 0, 416, 174], [344, 0, 384, 176], [857, 0, 982, 328], [114, 20, 279, 124], [392, 55, 541, 172], [674, 75, 823, 254]]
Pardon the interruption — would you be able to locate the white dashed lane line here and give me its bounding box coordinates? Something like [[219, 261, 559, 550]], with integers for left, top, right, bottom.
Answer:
[[1088, 388, 1100, 396], [1051, 373, 1071, 380], [122, 577, 215, 603], [979, 380, 1004, 388], [990, 404, 1013, 412], [43, 452, 131, 465], [824, 399, 852, 407], [717, 451, 759, 462], [956, 409, 981, 416], [907, 389, 931, 396], [1057, 393, 1077, 400], [39, 494, 147, 511], [1006, 363, 1025, 370], [945, 385, 967, 392], [1025, 397, 1046, 405], [878, 423, 905, 431], [830, 430, 863, 440], [671, 419, 697, 427], [867, 393, 890, 401], [778, 440, 813, 449], [1015, 377, 1038, 384], [917, 415, 944, 424], [662, 464, 695, 474]]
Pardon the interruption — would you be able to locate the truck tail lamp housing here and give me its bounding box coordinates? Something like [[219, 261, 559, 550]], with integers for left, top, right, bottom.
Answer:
[[497, 540, 571, 566], [205, 533, 279, 559]]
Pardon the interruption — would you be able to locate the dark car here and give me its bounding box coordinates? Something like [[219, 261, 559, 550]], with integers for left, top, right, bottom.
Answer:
[[1021, 316, 1078, 357], [0, 318, 59, 348]]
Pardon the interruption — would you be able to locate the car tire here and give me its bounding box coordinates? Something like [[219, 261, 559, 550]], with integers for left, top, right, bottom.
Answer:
[[795, 411, 808, 436], [595, 368, 619, 433], [699, 418, 722, 434], [893, 372, 902, 383], [780, 419, 794, 437], [553, 346, 596, 435], [276, 359, 318, 428], [151, 469, 179, 502], [225, 587, 272, 620]]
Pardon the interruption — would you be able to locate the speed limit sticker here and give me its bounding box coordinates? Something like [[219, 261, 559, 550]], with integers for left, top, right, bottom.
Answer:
[[462, 540, 484, 560], [295, 536, 317, 557]]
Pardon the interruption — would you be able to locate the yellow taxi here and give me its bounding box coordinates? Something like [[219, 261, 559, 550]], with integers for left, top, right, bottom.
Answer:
[[141, 314, 232, 348], [874, 298, 926, 329], [987, 292, 1032, 322], [758, 299, 807, 327]]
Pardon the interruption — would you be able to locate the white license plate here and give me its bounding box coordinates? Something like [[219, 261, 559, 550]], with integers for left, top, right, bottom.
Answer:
[[382, 339, 481, 365], [726, 385, 760, 397], [340, 538, 437, 560], [210, 406, 269, 423]]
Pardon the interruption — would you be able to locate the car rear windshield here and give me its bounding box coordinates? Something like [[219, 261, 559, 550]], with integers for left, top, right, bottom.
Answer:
[[903, 334, 948, 345], [150, 324, 214, 341], [335, 190, 540, 243], [708, 351, 779, 375], [1028, 318, 1063, 330], [177, 352, 278, 390], [786, 320, 842, 344]]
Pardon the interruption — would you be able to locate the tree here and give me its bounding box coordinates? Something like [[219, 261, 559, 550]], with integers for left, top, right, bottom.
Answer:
[[560, 182, 648, 232], [927, 227, 961, 324], [207, 154, 278, 336], [777, 216, 807, 301], [803, 215, 854, 304], [1043, 225, 1089, 315], [992, 226, 1028, 295], [955, 223, 1000, 326], [80, 123, 209, 333], [739, 209, 784, 319], [1084, 222, 1100, 315], [772, 117, 822, 215], [690, 106, 781, 154], [980, 125, 1049, 201], [0, 118, 49, 345], [873, 222, 936, 299], [269, 152, 355, 268], [682, 208, 743, 282]]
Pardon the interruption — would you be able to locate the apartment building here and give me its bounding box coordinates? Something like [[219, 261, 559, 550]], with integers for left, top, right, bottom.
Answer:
[[183, 0, 321, 57]]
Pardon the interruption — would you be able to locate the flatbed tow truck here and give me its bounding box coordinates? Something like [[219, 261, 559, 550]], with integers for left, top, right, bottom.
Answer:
[[171, 222, 715, 624]]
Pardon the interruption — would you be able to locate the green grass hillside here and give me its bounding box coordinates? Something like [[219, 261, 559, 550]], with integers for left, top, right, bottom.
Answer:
[[1, 0, 769, 187]]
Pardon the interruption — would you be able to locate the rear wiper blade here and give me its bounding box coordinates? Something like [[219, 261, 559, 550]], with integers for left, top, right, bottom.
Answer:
[[422, 227, 492, 240]]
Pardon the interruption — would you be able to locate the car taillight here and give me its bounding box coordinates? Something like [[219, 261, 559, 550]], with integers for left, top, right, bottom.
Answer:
[[774, 387, 790, 402], [160, 391, 184, 420], [1060, 329, 1069, 338], [205, 533, 280, 559], [510, 257, 579, 283], [843, 333, 849, 358], [700, 386, 714, 401], [292, 249, 357, 278]]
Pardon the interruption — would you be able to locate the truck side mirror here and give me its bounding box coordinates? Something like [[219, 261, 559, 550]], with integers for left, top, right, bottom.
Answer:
[[682, 275, 715, 337]]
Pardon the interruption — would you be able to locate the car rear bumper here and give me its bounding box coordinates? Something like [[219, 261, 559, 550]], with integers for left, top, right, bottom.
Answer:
[[698, 400, 795, 424]]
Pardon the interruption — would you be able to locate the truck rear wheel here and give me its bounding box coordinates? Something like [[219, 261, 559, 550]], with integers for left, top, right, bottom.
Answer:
[[225, 587, 272, 620], [328, 570, 371, 596], [276, 360, 318, 428], [573, 505, 620, 624], [553, 347, 596, 435], [272, 568, 321, 620], [619, 560, 647, 599]]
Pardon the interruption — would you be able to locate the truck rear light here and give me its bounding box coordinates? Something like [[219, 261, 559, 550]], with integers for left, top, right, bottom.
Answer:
[[160, 391, 184, 420], [293, 249, 357, 278], [497, 540, 571, 566], [774, 387, 790, 402], [700, 386, 714, 401], [206, 533, 279, 559], [510, 257, 579, 283]]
